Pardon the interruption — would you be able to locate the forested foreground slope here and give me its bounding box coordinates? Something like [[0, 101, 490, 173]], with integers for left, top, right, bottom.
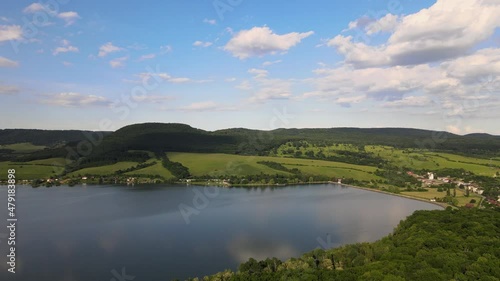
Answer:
[[186, 209, 500, 281]]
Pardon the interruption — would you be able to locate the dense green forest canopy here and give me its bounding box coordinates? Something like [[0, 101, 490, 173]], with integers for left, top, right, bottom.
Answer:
[[2, 123, 498, 160], [185, 208, 500, 281]]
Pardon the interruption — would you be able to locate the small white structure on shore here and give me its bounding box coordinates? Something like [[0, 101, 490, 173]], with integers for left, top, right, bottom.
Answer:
[[427, 172, 434, 180]]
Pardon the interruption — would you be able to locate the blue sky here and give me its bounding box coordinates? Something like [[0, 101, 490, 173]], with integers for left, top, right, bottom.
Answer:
[[0, 0, 499, 134]]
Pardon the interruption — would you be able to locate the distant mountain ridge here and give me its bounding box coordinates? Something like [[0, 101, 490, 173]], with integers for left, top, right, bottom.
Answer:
[[1, 123, 499, 157]]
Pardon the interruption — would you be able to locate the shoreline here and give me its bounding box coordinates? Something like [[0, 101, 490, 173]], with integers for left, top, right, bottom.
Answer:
[[2, 181, 449, 209], [339, 183, 448, 209]]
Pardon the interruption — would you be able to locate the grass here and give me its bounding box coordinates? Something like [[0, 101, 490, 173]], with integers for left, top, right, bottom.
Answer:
[[27, 158, 67, 166], [167, 152, 380, 180], [124, 161, 174, 179], [67, 162, 138, 176], [0, 143, 46, 153], [401, 188, 482, 207], [0, 161, 59, 180]]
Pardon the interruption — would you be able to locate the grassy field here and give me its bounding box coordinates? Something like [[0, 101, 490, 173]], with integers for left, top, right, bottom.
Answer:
[[0, 143, 46, 153], [124, 161, 174, 179], [401, 188, 482, 207], [67, 162, 138, 176], [168, 152, 380, 180], [27, 158, 67, 166], [0, 161, 58, 180]]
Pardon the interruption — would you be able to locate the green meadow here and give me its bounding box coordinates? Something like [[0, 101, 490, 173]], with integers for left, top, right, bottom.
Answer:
[[0, 142, 46, 153], [124, 161, 174, 179], [67, 161, 138, 177], [167, 152, 380, 180]]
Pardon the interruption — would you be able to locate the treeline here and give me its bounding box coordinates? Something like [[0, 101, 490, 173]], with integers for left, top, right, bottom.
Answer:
[[185, 208, 500, 281], [161, 155, 190, 179], [375, 166, 420, 188], [66, 150, 151, 173]]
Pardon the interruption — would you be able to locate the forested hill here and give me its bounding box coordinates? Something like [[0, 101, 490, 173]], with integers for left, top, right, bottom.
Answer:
[[2, 123, 500, 158], [190, 208, 500, 281], [0, 129, 112, 146]]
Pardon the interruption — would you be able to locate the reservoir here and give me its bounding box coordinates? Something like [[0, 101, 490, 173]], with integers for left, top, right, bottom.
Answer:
[[0, 184, 441, 280]]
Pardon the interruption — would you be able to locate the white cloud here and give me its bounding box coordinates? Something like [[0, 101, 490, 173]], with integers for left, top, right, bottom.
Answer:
[[0, 57, 19, 67], [57, 11, 81, 26], [443, 48, 500, 84], [236, 80, 252, 90], [203, 19, 217, 25], [193, 41, 213, 48], [0, 25, 22, 42], [40, 93, 111, 107], [98, 42, 123, 57], [53, 39, 79, 55], [248, 68, 269, 78], [336, 95, 366, 107], [138, 72, 193, 84], [132, 95, 174, 104], [62, 61, 73, 67], [109, 56, 129, 68], [180, 101, 218, 111], [305, 45, 500, 119], [138, 53, 156, 61], [0, 84, 19, 95], [365, 14, 400, 35], [383, 96, 432, 107], [23, 3, 49, 14], [224, 26, 314, 59], [329, 0, 500, 67], [179, 101, 236, 112], [262, 60, 282, 67], [240, 69, 293, 102]]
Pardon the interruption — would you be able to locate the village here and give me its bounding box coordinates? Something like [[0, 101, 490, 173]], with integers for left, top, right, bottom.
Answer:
[[407, 171, 500, 207]]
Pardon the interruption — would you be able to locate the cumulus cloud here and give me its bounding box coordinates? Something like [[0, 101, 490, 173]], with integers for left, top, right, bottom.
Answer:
[[328, 0, 500, 68], [365, 14, 400, 35], [240, 68, 294, 102], [0, 25, 22, 42], [57, 11, 81, 26], [0, 57, 19, 67], [193, 41, 213, 48], [443, 48, 500, 84], [23, 3, 49, 14], [53, 39, 79, 55], [109, 56, 129, 68], [305, 45, 500, 117], [98, 42, 123, 57], [40, 93, 111, 107], [224, 26, 314, 59]]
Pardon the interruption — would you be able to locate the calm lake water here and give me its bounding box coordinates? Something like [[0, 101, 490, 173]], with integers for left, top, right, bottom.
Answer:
[[0, 184, 440, 280]]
